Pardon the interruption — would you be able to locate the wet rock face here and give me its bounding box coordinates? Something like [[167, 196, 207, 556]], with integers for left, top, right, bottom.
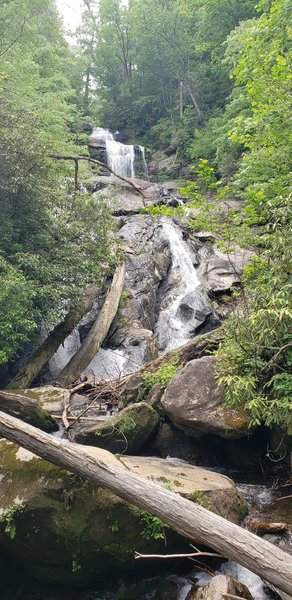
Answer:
[[0, 441, 246, 586], [85, 215, 173, 380], [117, 215, 172, 331], [161, 356, 249, 439]]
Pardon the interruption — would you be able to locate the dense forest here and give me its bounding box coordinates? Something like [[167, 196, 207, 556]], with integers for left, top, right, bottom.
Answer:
[[1, 0, 290, 427]]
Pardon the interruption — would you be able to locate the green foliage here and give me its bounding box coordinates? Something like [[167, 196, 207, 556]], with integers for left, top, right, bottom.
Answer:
[[0, 503, 26, 540], [192, 491, 211, 510], [76, 0, 256, 146], [72, 556, 82, 573], [0, 2, 116, 365], [142, 355, 181, 392], [216, 197, 292, 429], [108, 520, 120, 534], [211, 0, 292, 430], [131, 507, 169, 541], [0, 258, 37, 363]]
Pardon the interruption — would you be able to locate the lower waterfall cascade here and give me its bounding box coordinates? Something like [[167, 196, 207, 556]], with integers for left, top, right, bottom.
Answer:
[[49, 216, 212, 382]]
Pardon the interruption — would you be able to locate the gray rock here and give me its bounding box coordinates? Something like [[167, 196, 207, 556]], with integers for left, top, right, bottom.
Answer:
[[0, 390, 58, 433], [161, 356, 249, 439], [0, 442, 246, 585], [154, 422, 209, 465], [198, 247, 253, 294], [189, 575, 253, 599], [92, 177, 161, 215]]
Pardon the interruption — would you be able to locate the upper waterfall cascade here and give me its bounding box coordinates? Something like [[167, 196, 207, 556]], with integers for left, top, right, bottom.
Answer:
[[91, 127, 146, 179]]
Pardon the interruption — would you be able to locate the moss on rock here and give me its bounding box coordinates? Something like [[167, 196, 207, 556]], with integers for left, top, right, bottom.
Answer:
[[0, 440, 247, 586], [73, 402, 160, 453]]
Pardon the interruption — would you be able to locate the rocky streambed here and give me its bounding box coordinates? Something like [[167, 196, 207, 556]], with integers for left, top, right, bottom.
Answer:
[[0, 174, 291, 600]]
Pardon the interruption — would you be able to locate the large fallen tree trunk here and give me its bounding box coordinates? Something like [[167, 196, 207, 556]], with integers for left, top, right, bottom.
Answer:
[[0, 411, 291, 595], [58, 263, 126, 387], [6, 285, 99, 390]]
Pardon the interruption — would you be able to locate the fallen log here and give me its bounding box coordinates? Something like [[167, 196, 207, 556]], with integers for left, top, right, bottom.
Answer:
[[0, 391, 58, 432], [58, 263, 126, 387], [6, 285, 100, 390], [0, 411, 291, 595]]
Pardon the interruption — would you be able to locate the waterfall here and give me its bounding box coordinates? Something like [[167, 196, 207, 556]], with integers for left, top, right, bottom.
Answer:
[[49, 216, 211, 381], [106, 138, 135, 178], [138, 145, 149, 180], [156, 218, 211, 352], [90, 127, 142, 179]]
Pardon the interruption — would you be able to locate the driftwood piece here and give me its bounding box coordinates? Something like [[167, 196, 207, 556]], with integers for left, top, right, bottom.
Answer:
[[58, 263, 126, 387], [248, 521, 289, 536], [0, 411, 291, 595], [6, 285, 99, 390]]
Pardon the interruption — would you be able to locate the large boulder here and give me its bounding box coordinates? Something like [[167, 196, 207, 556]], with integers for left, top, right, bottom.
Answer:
[[0, 441, 247, 585], [161, 356, 249, 439], [16, 385, 80, 415], [197, 247, 253, 294], [72, 402, 160, 453], [92, 177, 161, 215], [188, 575, 253, 599], [121, 456, 247, 525]]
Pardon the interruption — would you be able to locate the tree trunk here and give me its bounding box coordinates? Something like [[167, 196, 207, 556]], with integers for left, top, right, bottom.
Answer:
[[179, 80, 184, 118], [0, 391, 57, 432], [58, 263, 125, 387], [0, 411, 291, 595], [6, 285, 99, 390], [184, 77, 202, 118]]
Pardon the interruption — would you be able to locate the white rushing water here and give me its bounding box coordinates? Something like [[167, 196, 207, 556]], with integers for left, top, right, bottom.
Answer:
[[91, 127, 136, 178], [156, 218, 211, 352], [139, 144, 149, 180]]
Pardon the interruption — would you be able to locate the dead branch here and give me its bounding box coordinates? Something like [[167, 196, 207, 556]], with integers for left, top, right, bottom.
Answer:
[[223, 595, 247, 600], [6, 285, 99, 390], [61, 390, 71, 430], [134, 550, 222, 560], [49, 154, 146, 200]]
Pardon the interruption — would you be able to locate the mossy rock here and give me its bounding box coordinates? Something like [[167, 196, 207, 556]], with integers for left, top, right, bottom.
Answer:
[[161, 356, 249, 439], [0, 441, 247, 586], [72, 402, 160, 453]]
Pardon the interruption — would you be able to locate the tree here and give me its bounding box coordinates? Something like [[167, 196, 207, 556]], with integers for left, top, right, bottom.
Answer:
[[178, 0, 292, 431], [0, 1, 115, 365]]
